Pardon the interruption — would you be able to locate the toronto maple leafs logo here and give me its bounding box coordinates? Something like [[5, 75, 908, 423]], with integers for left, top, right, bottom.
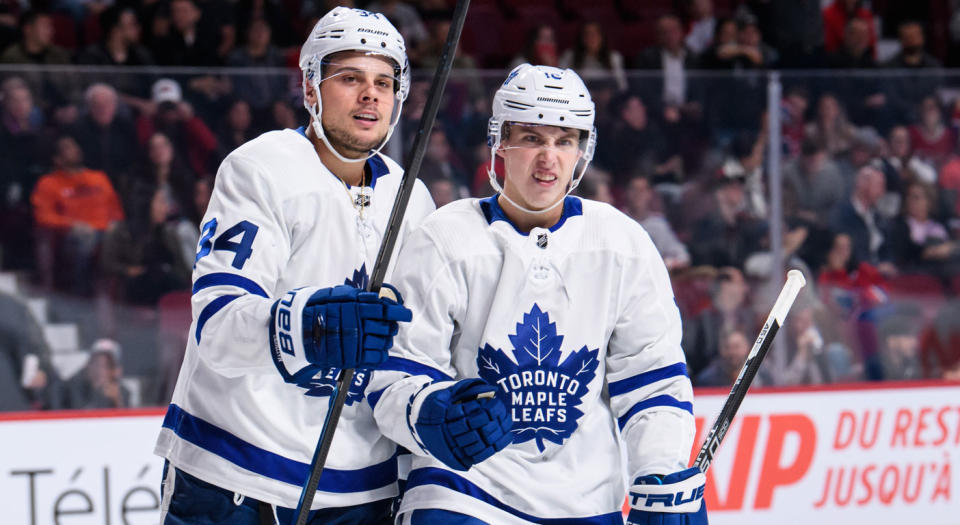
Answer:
[[299, 265, 373, 404], [477, 304, 599, 452], [345, 263, 369, 290]]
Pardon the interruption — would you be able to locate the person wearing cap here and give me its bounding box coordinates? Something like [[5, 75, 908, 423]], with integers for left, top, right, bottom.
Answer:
[[64, 338, 131, 409], [370, 64, 704, 524], [135, 78, 218, 177], [154, 7, 435, 524]]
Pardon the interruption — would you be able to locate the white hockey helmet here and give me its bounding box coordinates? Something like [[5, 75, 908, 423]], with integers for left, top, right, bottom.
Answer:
[[300, 7, 410, 163], [487, 64, 597, 213]]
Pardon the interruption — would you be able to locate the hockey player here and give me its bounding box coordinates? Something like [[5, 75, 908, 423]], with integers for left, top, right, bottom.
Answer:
[[370, 64, 708, 524], [155, 7, 436, 524]]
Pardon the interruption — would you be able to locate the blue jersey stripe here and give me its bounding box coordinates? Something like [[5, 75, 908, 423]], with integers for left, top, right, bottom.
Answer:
[[618, 395, 694, 430], [380, 357, 453, 382], [162, 404, 397, 493], [193, 272, 268, 298], [195, 295, 239, 343], [479, 195, 583, 235], [406, 468, 624, 524], [608, 363, 688, 397]]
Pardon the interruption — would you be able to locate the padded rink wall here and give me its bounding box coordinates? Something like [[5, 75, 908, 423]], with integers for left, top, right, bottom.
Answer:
[[2, 382, 958, 524]]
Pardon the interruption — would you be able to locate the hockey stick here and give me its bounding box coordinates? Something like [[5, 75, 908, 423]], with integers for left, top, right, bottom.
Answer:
[[292, 1, 471, 523], [692, 269, 807, 473]]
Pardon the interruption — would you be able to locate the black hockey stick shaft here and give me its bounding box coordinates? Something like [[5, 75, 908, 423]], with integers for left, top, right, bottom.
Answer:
[[292, 2, 471, 523], [692, 270, 806, 473]]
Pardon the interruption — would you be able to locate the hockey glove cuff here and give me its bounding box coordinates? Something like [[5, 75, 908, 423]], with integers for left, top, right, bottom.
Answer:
[[413, 378, 514, 471], [626, 467, 708, 525]]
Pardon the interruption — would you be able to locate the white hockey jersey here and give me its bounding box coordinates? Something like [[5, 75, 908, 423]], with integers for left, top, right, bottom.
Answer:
[[372, 196, 696, 524], [154, 127, 435, 509]]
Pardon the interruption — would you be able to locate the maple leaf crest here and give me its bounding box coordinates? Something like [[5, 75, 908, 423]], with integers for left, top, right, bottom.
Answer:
[[344, 263, 369, 289], [477, 304, 599, 452]]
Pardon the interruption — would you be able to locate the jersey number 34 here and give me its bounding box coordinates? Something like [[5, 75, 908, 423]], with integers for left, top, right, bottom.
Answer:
[[194, 218, 260, 270]]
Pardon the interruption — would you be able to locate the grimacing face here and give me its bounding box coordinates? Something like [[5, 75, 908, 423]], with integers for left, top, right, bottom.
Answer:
[[498, 123, 583, 211]]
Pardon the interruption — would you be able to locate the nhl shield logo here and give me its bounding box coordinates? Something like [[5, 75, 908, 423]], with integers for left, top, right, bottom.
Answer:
[[477, 304, 599, 452]]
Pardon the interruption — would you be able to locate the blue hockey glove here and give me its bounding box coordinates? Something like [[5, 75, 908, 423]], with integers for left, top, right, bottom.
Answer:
[[414, 378, 514, 471], [270, 284, 411, 385], [626, 467, 708, 525]]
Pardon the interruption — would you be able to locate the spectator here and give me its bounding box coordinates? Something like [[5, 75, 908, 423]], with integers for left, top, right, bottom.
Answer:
[[215, 99, 257, 164], [225, 16, 287, 120], [696, 326, 771, 387], [822, 0, 876, 56], [884, 20, 942, 69], [684, 267, 756, 377], [0, 10, 71, 108], [366, 0, 428, 61], [576, 167, 615, 205], [730, 10, 778, 69], [919, 298, 960, 379], [188, 175, 214, 227], [270, 98, 298, 131], [690, 169, 767, 268], [830, 165, 893, 270], [0, 290, 61, 411], [0, 78, 48, 270], [939, 154, 960, 219], [887, 181, 959, 277], [883, 20, 942, 124], [71, 84, 140, 193], [779, 85, 810, 158], [100, 186, 195, 306], [426, 176, 458, 209], [621, 174, 690, 270], [826, 18, 898, 133], [509, 24, 558, 69], [132, 131, 197, 217], [634, 14, 701, 120], [595, 92, 679, 185], [878, 315, 924, 380], [805, 93, 857, 157], [698, 18, 738, 69], [784, 138, 847, 229], [817, 231, 889, 380], [750, 0, 824, 68], [149, 0, 220, 66], [684, 0, 717, 55], [719, 131, 767, 219], [76, 6, 155, 69], [880, 125, 937, 196], [826, 17, 875, 68], [908, 96, 956, 164], [559, 21, 627, 93], [137, 78, 218, 177], [422, 128, 469, 189], [772, 298, 828, 385], [234, 0, 296, 48], [63, 338, 131, 409], [31, 135, 125, 295]]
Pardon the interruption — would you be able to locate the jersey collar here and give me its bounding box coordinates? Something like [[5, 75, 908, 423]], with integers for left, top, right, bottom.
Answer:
[[294, 126, 389, 189], [479, 194, 583, 235]]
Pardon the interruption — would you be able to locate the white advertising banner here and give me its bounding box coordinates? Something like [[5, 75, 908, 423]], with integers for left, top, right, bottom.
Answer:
[[2, 383, 958, 524], [693, 381, 960, 524]]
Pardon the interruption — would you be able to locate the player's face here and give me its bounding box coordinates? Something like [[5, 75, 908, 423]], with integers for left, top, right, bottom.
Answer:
[[498, 124, 582, 211], [316, 52, 397, 158]]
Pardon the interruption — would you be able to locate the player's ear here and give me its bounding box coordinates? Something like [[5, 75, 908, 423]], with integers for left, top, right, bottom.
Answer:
[[304, 81, 318, 108]]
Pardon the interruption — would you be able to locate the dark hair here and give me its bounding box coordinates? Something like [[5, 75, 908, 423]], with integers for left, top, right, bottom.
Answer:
[[523, 24, 555, 64], [18, 9, 50, 32], [572, 21, 612, 70]]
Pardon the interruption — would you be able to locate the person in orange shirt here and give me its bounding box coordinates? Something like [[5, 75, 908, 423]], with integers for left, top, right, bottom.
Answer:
[[31, 135, 124, 295]]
